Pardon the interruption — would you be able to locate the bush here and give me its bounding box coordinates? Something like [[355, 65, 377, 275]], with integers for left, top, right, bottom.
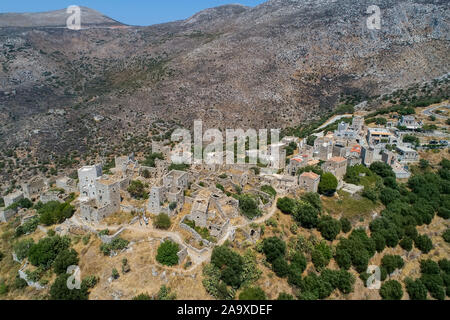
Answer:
[[262, 237, 286, 263], [399, 237, 413, 251], [381, 255, 404, 275], [421, 274, 445, 300], [420, 259, 440, 275], [127, 180, 148, 199], [272, 257, 290, 278], [380, 280, 403, 300], [50, 273, 88, 300], [239, 286, 266, 300], [100, 237, 129, 256], [340, 218, 352, 233], [443, 229, 450, 243], [53, 249, 79, 274], [157, 285, 177, 300], [261, 185, 276, 197], [156, 240, 179, 266], [133, 293, 152, 300], [370, 162, 395, 178], [277, 292, 294, 300], [293, 201, 319, 229], [211, 245, 244, 288], [318, 172, 338, 196], [154, 213, 171, 230], [438, 259, 450, 274], [300, 192, 322, 212], [38, 201, 75, 226], [311, 242, 332, 271], [82, 275, 99, 289], [415, 234, 433, 253], [362, 187, 378, 202], [28, 235, 70, 269], [405, 278, 428, 300], [13, 276, 28, 290], [238, 194, 261, 219], [276, 197, 296, 215], [318, 216, 341, 241], [13, 238, 35, 261]]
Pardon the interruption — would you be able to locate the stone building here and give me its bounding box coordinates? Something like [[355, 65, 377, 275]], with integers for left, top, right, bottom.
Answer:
[[322, 156, 348, 180], [78, 164, 103, 199], [299, 172, 320, 193], [396, 146, 419, 163], [22, 177, 45, 199], [80, 177, 121, 223], [147, 170, 188, 216], [4, 190, 24, 208], [56, 176, 77, 193]]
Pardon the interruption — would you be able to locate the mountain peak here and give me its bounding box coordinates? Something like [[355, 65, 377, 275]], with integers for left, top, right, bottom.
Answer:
[[0, 6, 124, 28]]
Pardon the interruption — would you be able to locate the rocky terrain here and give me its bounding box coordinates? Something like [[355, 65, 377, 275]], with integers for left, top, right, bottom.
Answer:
[[0, 0, 449, 161]]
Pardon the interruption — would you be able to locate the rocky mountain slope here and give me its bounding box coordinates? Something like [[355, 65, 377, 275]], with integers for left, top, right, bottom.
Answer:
[[0, 0, 448, 158]]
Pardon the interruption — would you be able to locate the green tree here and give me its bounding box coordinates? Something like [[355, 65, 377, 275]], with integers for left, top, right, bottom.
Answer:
[[53, 249, 79, 274], [127, 180, 148, 199], [156, 241, 179, 266], [262, 237, 286, 263], [239, 286, 266, 300], [415, 234, 433, 253], [380, 280, 403, 300], [293, 201, 319, 229], [276, 197, 296, 215], [405, 278, 427, 300], [154, 213, 171, 230], [318, 172, 338, 196], [318, 216, 341, 241], [238, 194, 261, 219], [211, 246, 244, 288], [381, 255, 404, 275], [50, 273, 88, 300], [340, 218, 352, 233]]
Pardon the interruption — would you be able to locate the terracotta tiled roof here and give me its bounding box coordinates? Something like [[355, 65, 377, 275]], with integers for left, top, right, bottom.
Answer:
[[329, 156, 347, 162], [300, 172, 320, 180]]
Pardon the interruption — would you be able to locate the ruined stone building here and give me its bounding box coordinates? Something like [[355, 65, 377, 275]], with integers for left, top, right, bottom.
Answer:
[[80, 177, 121, 223], [147, 170, 188, 216], [22, 177, 46, 199], [78, 164, 103, 199], [4, 190, 24, 208], [322, 156, 348, 181], [78, 164, 121, 223]]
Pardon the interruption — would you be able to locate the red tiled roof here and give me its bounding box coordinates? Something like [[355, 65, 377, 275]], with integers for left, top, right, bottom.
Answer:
[[300, 172, 320, 180], [329, 156, 347, 162]]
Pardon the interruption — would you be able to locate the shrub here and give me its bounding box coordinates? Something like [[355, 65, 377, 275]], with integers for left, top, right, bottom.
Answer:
[[211, 245, 244, 288], [133, 293, 152, 300], [127, 180, 148, 199], [28, 235, 70, 269], [53, 249, 79, 274], [399, 237, 413, 251], [156, 240, 179, 266], [262, 237, 286, 263], [293, 201, 319, 229], [157, 285, 177, 300], [13, 276, 28, 290], [340, 218, 352, 233], [438, 259, 450, 274], [261, 185, 276, 197], [405, 278, 428, 300], [381, 255, 404, 275], [318, 172, 338, 196], [420, 259, 440, 275], [318, 216, 341, 241], [276, 197, 296, 215], [239, 286, 266, 300], [50, 273, 88, 300], [415, 234, 433, 253], [420, 274, 445, 300], [100, 237, 129, 256], [154, 213, 171, 230], [13, 238, 35, 261], [38, 201, 75, 226], [272, 257, 290, 278], [277, 292, 294, 300], [443, 229, 450, 243], [238, 194, 261, 219], [82, 275, 99, 289], [380, 280, 403, 300], [311, 242, 332, 271], [300, 192, 322, 212]]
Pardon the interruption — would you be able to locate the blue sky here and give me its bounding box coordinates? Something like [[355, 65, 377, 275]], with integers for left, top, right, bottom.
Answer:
[[0, 1, 266, 26]]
